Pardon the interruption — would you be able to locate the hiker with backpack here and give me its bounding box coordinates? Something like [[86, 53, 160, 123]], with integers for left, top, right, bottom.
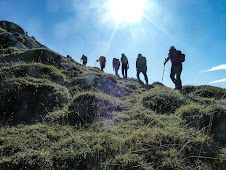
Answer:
[[136, 54, 148, 85], [112, 58, 120, 76], [81, 54, 87, 65], [96, 56, 106, 71], [121, 53, 129, 79], [67, 55, 72, 59], [164, 46, 185, 90]]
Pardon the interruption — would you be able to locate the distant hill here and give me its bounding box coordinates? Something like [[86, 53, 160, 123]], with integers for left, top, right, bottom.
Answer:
[[0, 21, 225, 169]]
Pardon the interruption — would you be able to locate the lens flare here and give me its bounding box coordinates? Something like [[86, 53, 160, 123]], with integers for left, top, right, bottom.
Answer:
[[107, 0, 147, 23]]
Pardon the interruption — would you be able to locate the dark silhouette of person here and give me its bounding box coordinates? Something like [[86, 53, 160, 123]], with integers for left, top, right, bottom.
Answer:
[[136, 54, 148, 85], [121, 53, 129, 79], [164, 46, 183, 90]]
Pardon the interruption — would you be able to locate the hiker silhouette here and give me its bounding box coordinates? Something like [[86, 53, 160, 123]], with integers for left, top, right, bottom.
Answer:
[[136, 54, 148, 85], [96, 56, 106, 71], [81, 55, 87, 66], [112, 58, 120, 76], [164, 46, 185, 90], [67, 55, 72, 59], [121, 53, 129, 79]]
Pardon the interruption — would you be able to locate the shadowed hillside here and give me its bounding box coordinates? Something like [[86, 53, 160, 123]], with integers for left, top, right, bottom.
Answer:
[[0, 21, 226, 169]]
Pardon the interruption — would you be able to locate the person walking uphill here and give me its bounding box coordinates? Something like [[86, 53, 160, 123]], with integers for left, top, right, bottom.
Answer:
[[96, 56, 106, 71], [121, 53, 129, 79], [112, 58, 120, 76], [164, 46, 185, 91], [136, 54, 148, 85], [81, 55, 87, 65]]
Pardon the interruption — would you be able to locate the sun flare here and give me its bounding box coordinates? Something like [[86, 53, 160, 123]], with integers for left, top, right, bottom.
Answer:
[[107, 0, 147, 23]]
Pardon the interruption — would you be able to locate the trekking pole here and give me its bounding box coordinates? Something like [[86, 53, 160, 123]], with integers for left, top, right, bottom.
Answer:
[[162, 65, 165, 83]]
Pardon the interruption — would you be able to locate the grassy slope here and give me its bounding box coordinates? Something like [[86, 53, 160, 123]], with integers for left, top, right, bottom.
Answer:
[[0, 50, 225, 169]]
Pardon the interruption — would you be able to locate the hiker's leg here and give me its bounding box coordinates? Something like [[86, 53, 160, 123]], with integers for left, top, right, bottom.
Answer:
[[170, 65, 176, 85], [143, 71, 148, 85], [122, 64, 125, 77], [176, 64, 183, 90], [137, 70, 140, 80], [101, 64, 104, 71], [116, 67, 119, 76], [115, 67, 118, 76], [125, 67, 128, 79]]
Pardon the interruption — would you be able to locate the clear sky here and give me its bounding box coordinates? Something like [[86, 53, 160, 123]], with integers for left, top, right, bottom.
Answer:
[[0, 0, 225, 88]]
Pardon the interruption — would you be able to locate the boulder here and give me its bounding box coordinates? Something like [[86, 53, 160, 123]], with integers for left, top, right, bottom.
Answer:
[[0, 20, 46, 52], [98, 77, 128, 97]]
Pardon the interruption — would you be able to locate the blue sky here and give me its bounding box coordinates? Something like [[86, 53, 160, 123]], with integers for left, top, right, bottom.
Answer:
[[0, 0, 225, 88]]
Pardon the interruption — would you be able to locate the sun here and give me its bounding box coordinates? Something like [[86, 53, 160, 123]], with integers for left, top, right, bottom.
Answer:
[[107, 0, 147, 23]]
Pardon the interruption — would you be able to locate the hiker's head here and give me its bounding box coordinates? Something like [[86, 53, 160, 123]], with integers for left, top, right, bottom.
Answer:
[[138, 53, 142, 57], [169, 46, 176, 51], [122, 53, 125, 57], [67, 55, 70, 58]]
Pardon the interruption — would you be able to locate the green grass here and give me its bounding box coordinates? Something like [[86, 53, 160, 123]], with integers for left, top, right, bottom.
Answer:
[[1, 48, 63, 64], [0, 115, 216, 170], [68, 91, 124, 125], [0, 63, 66, 84], [0, 27, 6, 33], [176, 103, 222, 130], [142, 87, 186, 113], [0, 77, 71, 124], [183, 85, 226, 99]]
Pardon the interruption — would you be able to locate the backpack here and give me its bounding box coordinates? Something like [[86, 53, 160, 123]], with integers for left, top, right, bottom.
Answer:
[[172, 50, 185, 63], [113, 58, 120, 66], [121, 55, 128, 64], [84, 56, 87, 61], [100, 56, 106, 64], [137, 56, 147, 70]]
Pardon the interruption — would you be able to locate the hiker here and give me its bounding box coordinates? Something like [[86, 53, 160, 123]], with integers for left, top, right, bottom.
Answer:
[[112, 58, 120, 76], [164, 46, 185, 90], [136, 54, 148, 85], [81, 54, 87, 65], [121, 53, 129, 79], [96, 56, 106, 71], [67, 55, 71, 59]]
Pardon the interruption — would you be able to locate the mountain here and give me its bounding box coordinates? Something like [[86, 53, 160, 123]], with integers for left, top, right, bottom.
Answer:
[[0, 21, 225, 169]]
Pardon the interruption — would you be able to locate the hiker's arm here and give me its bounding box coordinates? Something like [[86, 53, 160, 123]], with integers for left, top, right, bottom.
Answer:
[[164, 57, 169, 65]]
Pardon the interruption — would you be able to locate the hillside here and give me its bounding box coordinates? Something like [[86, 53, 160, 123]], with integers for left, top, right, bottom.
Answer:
[[0, 21, 226, 169]]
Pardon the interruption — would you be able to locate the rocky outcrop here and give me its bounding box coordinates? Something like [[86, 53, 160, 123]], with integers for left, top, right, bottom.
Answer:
[[0, 20, 46, 54], [98, 77, 128, 97]]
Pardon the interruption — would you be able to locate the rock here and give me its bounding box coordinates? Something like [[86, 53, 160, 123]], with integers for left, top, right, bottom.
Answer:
[[98, 77, 128, 97], [14, 41, 27, 49], [60, 62, 76, 70], [0, 20, 26, 35], [11, 61, 26, 66], [0, 20, 46, 52]]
